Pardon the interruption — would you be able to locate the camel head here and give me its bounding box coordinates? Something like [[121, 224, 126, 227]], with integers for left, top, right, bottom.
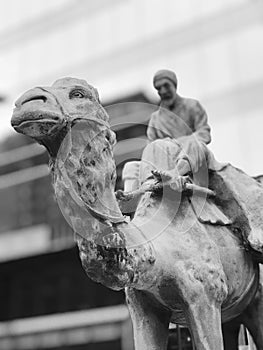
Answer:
[[11, 77, 115, 158], [11, 76, 124, 223]]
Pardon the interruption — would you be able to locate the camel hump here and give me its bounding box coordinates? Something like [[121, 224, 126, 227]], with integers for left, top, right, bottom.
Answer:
[[122, 141, 263, 259], [254, 174, 263, 184], [209, 164, 263, 259]]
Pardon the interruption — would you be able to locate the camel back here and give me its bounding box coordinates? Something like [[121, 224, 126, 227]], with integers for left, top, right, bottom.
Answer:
[[209, 165, 263, 257], [123, 139, 263, 259]]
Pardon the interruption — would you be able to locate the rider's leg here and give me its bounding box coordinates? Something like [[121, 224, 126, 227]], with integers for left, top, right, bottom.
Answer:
[[122, 161, 141, 192], [152, 158, 191, 180]]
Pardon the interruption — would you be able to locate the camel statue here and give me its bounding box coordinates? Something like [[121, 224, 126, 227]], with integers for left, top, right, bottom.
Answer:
[[11, 77, 263, 350]]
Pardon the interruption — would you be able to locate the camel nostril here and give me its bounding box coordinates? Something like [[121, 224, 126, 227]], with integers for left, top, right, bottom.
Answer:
[[21, 95, 47, 105]]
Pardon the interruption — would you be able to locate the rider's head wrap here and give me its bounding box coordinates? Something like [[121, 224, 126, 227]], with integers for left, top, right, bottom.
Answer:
[[153, 69, 178, 88]]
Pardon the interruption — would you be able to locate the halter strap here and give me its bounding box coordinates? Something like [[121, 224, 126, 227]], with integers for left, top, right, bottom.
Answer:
[[71, 116, 111, 129]]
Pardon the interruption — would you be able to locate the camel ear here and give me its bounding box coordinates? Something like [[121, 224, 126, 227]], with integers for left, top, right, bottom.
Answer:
[[94, 88, 100, 103], [106, 129, 116, 146]]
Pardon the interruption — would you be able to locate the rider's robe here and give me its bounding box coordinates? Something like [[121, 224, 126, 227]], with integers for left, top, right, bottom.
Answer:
[[147, 96, 211, 145], [145, 96, 224, 184]]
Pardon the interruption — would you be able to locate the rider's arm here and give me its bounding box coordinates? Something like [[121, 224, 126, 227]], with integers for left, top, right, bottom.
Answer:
[[146, 113, 158, 141], [192, 101, 211, 145]]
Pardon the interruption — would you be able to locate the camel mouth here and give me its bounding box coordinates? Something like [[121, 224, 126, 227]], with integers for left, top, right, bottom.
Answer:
[[11, 111, 61, 128], [12, 89, 63, 132], [11, 109, 64, 139], [13, 117, 58, 129]]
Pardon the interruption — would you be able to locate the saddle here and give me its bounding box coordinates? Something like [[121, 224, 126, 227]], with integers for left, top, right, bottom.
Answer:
[[118, 161, 263, 263]]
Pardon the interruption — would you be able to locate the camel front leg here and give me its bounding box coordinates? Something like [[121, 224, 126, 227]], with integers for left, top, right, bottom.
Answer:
[[186, 300, 224, 350], [125, 288, 171, 350]]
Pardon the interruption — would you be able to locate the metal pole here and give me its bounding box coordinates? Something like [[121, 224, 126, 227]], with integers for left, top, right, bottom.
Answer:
[[177, 325, 182, 350]]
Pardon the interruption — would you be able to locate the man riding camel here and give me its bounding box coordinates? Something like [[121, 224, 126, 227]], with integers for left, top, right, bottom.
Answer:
[[145, 69, 222, 189], [144, 69, 263, 259], [122, 69, 263, 260]]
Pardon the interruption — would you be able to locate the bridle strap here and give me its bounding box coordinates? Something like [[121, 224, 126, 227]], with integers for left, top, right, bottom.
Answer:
[[70, 116, 111, 130]]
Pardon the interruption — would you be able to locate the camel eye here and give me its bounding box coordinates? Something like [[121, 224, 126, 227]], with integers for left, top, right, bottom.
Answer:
[[69, 89, 85, 99]]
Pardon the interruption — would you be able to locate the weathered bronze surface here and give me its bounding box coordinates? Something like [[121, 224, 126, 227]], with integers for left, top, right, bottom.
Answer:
[[11, 77, 263, 349]]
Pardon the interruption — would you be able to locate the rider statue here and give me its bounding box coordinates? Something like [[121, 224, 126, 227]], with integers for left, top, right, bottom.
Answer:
[[122, 69, 223, 193], [121, 69, 263, 261], [148, 70, 210, 146], [145, 69, 223, 189]]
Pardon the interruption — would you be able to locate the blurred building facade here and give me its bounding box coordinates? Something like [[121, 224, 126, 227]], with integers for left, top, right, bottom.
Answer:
[[0, 0, 262, 349], [1, 0, 263, 174]]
